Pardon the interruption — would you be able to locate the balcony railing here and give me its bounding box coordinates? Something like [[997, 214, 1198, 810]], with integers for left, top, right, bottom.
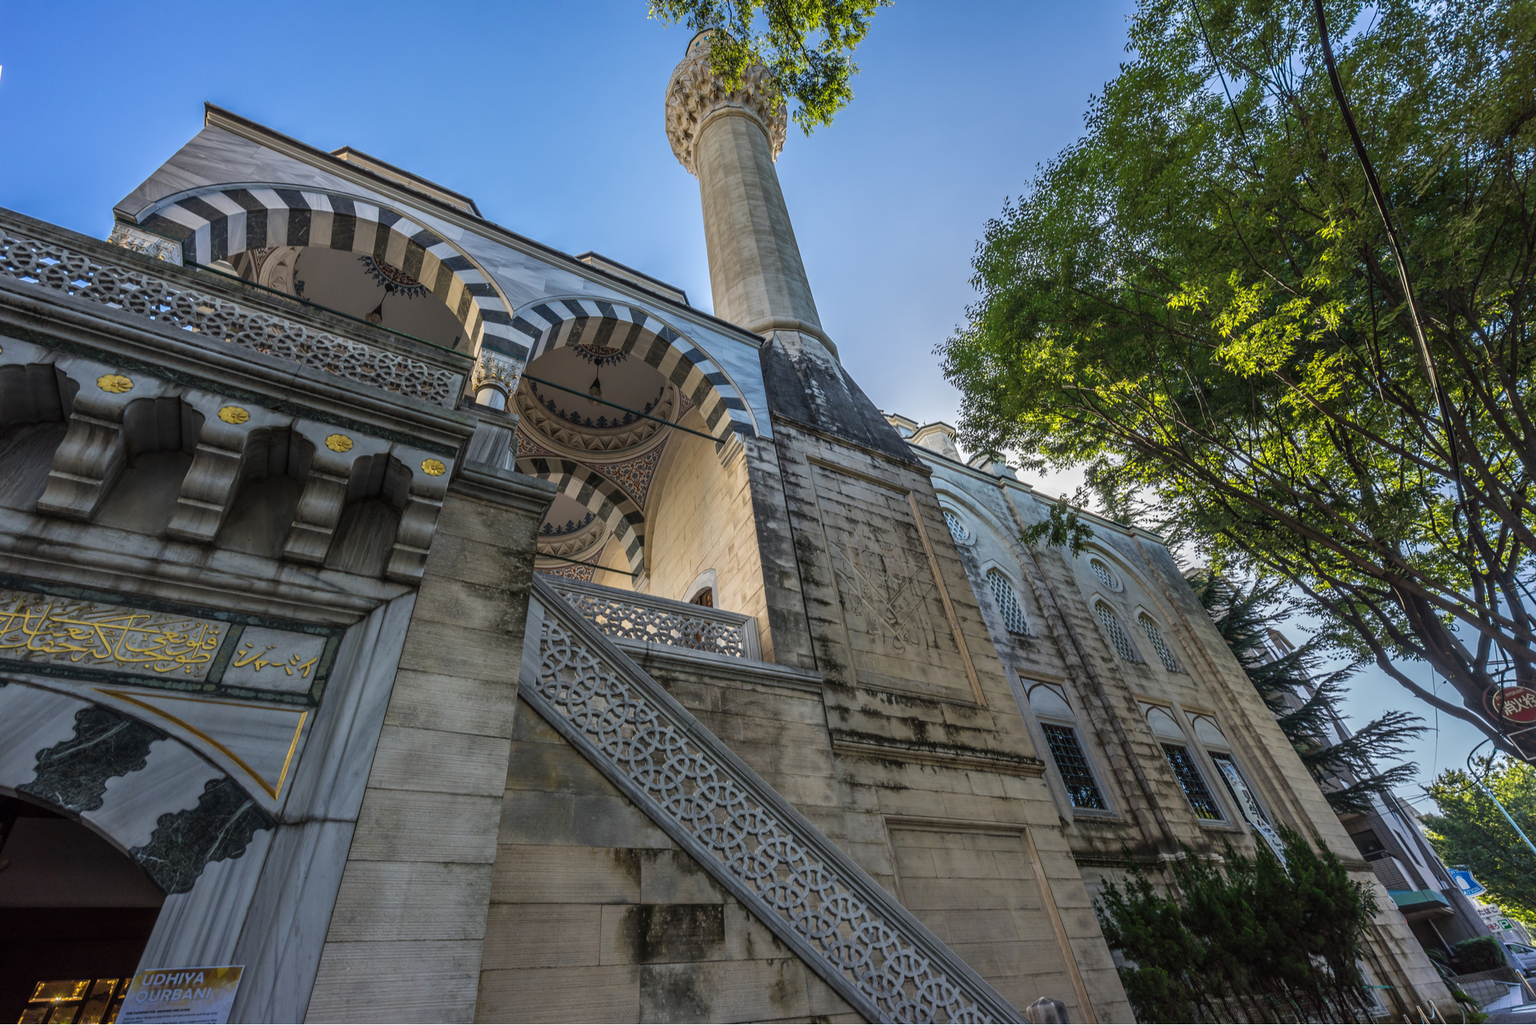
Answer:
[[548, 577, 760, 660]]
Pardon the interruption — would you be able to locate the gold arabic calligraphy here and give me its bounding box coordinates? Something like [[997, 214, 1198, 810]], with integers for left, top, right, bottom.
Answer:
[[0, 590, 222, 676], [230, 643, 319, 680]]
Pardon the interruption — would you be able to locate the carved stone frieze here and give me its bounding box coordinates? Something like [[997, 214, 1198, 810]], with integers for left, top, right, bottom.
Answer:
[[829, 524, 936, 655], [665, 36, 788, 175], [1, 225, 459, 405], [551, 577, 759, 660]]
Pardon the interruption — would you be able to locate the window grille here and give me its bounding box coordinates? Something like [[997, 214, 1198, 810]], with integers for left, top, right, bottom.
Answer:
[[1042, 723, 1107, 809], [1095, 601, 1141, 662], [943, 510, 969, 543], [1090, 558, 1115, 588], [1138, 613, 1182, 672], [987, 570, 1030, 635], [1163, 743, 1222, 820]]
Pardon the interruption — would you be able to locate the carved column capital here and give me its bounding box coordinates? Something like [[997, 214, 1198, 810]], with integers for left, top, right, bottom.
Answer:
[[665, 38, 787, 175]]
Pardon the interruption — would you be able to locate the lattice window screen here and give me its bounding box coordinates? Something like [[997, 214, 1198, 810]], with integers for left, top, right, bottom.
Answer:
[[1041, 723, 1107, 810], [943, 510, 969, 542], [1095, 601, 1141, 662], [1163, 743, 1223, 820], [1090, 558, 1114, 587], [987, 570, 1030, 635], [1138, 613, 1182, 672]]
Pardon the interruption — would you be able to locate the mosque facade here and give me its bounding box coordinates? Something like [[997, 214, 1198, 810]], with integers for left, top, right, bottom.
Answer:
[[0, 34, 1451, 1023]]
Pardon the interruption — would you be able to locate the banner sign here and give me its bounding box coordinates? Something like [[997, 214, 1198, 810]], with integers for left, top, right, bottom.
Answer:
[[1451, 868, 1487, 898], [118, 966, 243, 1024]]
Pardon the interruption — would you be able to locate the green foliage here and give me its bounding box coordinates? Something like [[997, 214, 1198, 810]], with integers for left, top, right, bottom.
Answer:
[[1097, 828, 1378, 1022], [941, 0, 1536, 755], [1451, 935, 1509, 974], [1020, 496, 1096, 556], [1189, 570, 1425, 814], [1424, 756, 1536, 924], [648, 0, 889, 132]]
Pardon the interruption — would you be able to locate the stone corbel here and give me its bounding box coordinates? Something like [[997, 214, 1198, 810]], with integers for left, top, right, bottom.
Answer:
[[715, 428, 744, 471], [382, 447, 454, 584], [36, 360, 174, 522], [165, 396, 289, 544], [281, 424, 391, 566]]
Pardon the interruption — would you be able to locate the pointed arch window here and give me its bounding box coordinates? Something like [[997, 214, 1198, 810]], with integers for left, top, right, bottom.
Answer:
[[1138, 613, 1182, 672], [1027, 682, 1109, 812], [988, 569, 1030, 635], [1095, 601, 1141, 662]]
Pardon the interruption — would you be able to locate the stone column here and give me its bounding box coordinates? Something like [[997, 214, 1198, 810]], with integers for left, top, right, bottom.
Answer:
[[665, 33, 838, 361]]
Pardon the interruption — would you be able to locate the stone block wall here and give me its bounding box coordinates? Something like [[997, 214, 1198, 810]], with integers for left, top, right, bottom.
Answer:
[[479, 697, 858, 1023], [306, 470, 553, 1023]]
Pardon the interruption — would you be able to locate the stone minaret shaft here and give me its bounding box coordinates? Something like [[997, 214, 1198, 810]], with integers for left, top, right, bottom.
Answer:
[[666, 35, 838, 359]]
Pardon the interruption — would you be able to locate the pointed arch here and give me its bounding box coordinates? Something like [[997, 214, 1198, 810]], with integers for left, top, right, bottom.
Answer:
[[0, 685, 273, 895], [130, 185, 520, 362], [516, 455, 646, 574], [513, 297, 757, 445]]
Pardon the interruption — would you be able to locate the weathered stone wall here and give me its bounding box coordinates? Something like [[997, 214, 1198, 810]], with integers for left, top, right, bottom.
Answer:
[[480, 696, 859, 1023], [747, 418, 1133, 1022], [306, 469, 554, 1023], [925, 449, 1457, 1017]]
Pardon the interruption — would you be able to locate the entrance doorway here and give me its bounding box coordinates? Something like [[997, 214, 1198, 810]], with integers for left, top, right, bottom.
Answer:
[[0, 795, 164, 1023]]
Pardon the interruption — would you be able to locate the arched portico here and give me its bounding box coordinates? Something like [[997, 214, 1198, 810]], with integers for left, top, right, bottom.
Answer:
[[513, 297, 757, 446], [127, 185, 523, 363], [516, 455, 646, 574]]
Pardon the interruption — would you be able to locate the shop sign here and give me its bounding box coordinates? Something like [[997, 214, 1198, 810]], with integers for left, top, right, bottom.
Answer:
[[1485, 686, 1536, 724], [118, 966, 243, 1024]]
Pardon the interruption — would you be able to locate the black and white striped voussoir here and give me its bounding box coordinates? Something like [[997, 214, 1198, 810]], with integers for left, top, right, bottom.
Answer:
[[518, 456, 647, 573], [135, 186, 522, 360], [513, 297, 754, 442]]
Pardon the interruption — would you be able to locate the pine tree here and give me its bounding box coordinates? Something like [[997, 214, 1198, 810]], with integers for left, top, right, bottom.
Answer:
[[1098, 829, 1378, 1022], [1188, 571, 1426, 814]]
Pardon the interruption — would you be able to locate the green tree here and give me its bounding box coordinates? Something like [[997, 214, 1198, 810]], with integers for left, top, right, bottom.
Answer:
[[1190, 571, 1426, 814], [1424, 756, 1536, 924], [1097, 828, 1378, 1022], [648, 0, 889, 132], [940, 0, 1536, 758]]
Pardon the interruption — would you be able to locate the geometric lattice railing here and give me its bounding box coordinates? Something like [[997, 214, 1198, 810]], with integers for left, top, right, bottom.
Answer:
[[521, 576, 1019, 1024], [549, 577, 761, 660], [0, 212, 461, 407]]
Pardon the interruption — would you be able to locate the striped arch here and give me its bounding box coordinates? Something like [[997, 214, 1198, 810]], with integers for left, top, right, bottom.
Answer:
[[132, 186, 521, 361], [514, 298, 756, 443], [518, 455, 646, 573]]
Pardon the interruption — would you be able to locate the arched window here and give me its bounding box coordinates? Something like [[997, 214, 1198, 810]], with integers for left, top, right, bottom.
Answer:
[[1095, 601, 1141, 662], [1138, 613, 1182, 672], [1089, 557, 1117, 589], [1027, 682, 1108, 812], [943, 509, 969, 543], [987, 569, 1030, 635]]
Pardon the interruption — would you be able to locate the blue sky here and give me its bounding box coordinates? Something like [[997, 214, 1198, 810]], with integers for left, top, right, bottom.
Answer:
[[0, 1, 1485, 796]]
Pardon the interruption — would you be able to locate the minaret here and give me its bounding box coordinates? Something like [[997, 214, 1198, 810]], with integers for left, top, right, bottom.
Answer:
[[665, 32, 839, 361]]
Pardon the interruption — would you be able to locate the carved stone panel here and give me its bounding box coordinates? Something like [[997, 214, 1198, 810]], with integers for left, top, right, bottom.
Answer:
[[810, 464, 973, 702]]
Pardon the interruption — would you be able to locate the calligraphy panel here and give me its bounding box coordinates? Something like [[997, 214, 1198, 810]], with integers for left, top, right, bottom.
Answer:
[[810, 465, 973, 702], [0, 589, 224, 679], [0, 587, 339, 704], [220, 627, 329, 694]]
